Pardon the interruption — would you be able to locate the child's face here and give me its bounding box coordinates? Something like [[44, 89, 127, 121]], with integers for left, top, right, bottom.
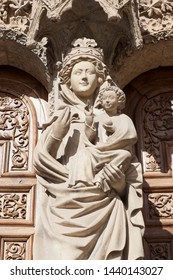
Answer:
[[101, 90, 118, 113]]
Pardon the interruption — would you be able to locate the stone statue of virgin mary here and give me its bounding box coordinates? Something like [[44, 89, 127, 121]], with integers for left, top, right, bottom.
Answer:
[[33, 37, 144, 260]]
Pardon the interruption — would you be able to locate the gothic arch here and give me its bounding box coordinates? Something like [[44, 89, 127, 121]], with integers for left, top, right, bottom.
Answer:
[[115, 40, 173, 88], [0, 40, 49, 90]]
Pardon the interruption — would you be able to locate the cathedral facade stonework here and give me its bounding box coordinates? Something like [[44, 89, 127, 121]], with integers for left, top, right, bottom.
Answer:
[[0, 0, 173, 260]]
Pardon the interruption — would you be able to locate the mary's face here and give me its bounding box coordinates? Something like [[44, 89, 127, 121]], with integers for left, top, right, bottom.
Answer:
[[70, 61, 98, 99]]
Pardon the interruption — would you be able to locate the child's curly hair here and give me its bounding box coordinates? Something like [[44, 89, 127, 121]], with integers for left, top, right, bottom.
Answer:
[[99, 85, 126, 113]]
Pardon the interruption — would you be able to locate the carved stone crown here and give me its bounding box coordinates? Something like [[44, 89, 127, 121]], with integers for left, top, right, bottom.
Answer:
[[63, 37, 104, 66]]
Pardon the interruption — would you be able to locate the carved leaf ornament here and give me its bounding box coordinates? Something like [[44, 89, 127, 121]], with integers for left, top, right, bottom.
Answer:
[[0, 0, 33, 33], [139, 0, 173, 38], [140, 0, 173, 18]]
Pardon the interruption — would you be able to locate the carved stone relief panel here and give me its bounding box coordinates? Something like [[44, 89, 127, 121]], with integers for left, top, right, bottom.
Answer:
[[148, 193, 173, 219], [144, 238, 173, 260], [0, 236, 32, 260], [0, 93, 29, 173], [0, 193, 27, 220], [149, 242, 170, 260], [0, 90, 37, 176], [144, 191, 173, 226], [4, 241, 26, 260], [0, 186, 34, 225]]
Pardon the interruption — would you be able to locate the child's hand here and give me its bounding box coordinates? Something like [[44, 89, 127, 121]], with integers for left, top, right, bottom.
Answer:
[[103, 121, 115, 134]]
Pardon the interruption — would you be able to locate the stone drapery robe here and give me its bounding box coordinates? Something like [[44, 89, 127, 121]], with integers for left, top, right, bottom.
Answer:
[[33, 85, 144, 260]]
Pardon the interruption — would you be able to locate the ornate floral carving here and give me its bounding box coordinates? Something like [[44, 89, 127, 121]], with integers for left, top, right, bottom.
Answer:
[[139, 0, 173, 40], [4, 241, 26, 260], [0, 0, 33, 33], [149, 242, 169, 260], [0, 93, 29, 170], [142, 93, 173, 172], [148, 193, 173, 218], [0, 193, 27, 219]]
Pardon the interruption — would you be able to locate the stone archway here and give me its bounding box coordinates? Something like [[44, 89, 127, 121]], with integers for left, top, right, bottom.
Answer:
[[124, 67, 173, 260]]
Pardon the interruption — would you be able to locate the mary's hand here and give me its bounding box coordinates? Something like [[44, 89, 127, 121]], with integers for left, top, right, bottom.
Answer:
[[102, 163, 126, 197], [84, 101, 94, 127], [52, 107, 71, 140]]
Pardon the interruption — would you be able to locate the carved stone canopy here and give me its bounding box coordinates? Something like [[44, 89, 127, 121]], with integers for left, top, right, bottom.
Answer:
[[27, 0, 142, 72], [1, 1, 173, 88]]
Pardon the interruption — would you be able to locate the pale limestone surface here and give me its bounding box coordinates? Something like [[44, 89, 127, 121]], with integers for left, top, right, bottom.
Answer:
[[33, 38, 144, 260]]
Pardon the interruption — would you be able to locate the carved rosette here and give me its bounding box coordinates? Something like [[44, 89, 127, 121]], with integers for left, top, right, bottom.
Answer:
[[0, 193, 27, 219], [149, 242, 170, 260], [139, 0, 173, 41], [0, 93, 29, 171], [4, 241, 26, 260], [148, 193, 173, 219], [142, 93, 173, 173]]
